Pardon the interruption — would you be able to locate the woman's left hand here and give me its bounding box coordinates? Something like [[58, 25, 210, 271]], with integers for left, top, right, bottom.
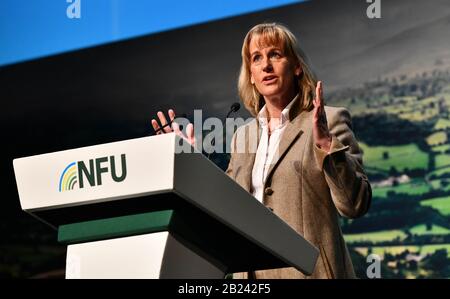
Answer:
[[312, 81, 332, 153]]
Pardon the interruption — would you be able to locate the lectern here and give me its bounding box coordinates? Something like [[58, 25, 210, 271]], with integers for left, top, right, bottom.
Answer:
[[13, 133, 318, 278]]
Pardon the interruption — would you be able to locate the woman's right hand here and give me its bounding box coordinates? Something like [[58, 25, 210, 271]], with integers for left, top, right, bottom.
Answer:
[[151, 109, 196, 147]]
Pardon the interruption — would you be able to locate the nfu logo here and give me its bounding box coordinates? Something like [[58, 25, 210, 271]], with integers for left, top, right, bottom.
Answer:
[[59, 154, 127, 192]]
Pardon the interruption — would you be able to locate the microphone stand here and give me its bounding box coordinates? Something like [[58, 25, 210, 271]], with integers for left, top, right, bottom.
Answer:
[[207, 103, 240, 160]]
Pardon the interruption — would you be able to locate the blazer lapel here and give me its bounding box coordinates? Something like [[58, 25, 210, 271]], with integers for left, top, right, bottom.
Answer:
[[236, 119, 260, 192], [240, 152, 256, 192], [265, 108, 312, 182]]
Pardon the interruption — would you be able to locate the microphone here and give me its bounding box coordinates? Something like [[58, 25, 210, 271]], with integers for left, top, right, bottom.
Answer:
[[226, 102, 241, 118], [154, 113, 187, 134], [207, 102, 241, 159]]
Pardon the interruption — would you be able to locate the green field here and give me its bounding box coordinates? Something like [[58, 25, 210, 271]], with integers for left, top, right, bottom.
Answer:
[[372, 179, 430, 198], [431, 144, 450, 153], [434, 118, 450, 130], [399, 108, 440, 122], [421, 196, 450, 216], [353, 244, 450, 258], [435, 153, 450, 168], [395, 96, 441, 121], [359, 143, 428, 172], [410, 224, 450, 235], [336, 76, 450, 278], [344, 225, 450, 244], [427, 132, 447, 146], [344, 230, 407, 243], [428, 166, 450, 177], [429, 179, 450, 191]]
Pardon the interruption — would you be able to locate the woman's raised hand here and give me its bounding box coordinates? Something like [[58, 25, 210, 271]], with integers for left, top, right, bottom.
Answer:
[[151, 109, 196, 147], [312, 81, 332, 152]]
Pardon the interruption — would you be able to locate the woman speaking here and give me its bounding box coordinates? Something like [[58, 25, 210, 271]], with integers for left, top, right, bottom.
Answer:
[[152, 23, 372, 279]]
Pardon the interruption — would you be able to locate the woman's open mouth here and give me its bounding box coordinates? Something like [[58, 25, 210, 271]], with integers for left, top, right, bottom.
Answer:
[[262, 75, 278, 84]]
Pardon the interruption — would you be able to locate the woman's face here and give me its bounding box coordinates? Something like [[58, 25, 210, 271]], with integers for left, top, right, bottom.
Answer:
[[249, 36, 301, 101]]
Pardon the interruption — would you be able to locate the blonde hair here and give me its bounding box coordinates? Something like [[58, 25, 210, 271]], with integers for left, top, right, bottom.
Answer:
[[238, 23, 317, 116]]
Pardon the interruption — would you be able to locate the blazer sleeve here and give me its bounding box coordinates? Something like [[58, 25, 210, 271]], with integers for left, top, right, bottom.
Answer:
[[313, 107, 372, 219], [225, 130, 237, 178]]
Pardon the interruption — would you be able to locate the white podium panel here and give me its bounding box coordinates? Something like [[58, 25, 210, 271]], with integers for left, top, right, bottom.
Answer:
[[66, 232, 225, 279], [14, 134, 177, 212]]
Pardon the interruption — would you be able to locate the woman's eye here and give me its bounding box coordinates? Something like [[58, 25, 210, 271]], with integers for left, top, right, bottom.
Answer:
[[253, 55, 262, 62], [270, 52, 281, 59]]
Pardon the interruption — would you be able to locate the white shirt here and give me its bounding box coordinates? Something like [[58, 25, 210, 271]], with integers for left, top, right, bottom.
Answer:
[[251, 94, 298, 203]]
